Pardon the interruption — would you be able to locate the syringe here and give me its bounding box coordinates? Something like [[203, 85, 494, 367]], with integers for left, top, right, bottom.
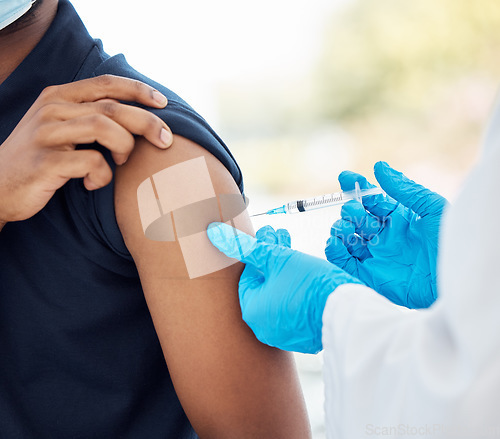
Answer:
[[250, 182, 385, 217]]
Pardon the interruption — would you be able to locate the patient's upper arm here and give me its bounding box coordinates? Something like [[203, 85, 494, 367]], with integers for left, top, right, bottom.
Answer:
[[114, 135, 311, 439]]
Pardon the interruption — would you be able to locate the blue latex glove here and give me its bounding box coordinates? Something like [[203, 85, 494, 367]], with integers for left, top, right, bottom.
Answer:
[[207, 223, 362, 354], [325, 161, 448, 309]]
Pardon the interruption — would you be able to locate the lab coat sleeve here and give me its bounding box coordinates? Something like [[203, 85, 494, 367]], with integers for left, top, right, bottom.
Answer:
[[322, 137, 500, 438]]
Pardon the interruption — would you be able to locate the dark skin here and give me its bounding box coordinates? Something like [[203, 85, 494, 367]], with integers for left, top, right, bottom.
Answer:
[[1, 2, 312, 437], [0, 0, 175, 231]]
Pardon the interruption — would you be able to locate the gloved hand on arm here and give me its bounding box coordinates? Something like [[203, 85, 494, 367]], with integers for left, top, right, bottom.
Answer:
[[325, 161, 448, 309], [207, 224, 363, 354]]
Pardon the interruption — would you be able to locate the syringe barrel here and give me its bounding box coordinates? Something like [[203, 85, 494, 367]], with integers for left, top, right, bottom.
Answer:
[[286, 192, 346, 214], [285, 187, 384, 214]]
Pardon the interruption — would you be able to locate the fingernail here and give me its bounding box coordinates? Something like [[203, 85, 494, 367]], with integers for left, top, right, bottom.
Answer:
[[152, 90, 168, 107], [207, 223, 223, 242], [86, 180, 99, 190], [207, 222, 222, 234], [160, 128, 173, 148]]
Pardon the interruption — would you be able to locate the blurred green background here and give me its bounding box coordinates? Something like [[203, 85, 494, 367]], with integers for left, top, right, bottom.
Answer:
[[218, 0, 500, 203]]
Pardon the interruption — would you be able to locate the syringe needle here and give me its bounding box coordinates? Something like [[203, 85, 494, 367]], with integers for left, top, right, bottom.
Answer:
[[248, 187, 384, 218]]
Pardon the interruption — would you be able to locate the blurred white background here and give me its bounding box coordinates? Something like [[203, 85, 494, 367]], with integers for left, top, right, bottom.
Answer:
[[70, 1, 500, 437], [70, 0, 338, 126]]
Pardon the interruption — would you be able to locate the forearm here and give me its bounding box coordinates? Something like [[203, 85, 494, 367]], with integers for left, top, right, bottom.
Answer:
[[322, 285, 454, 436], [438, 142, 500, 367], [322, 140, 500, 435]]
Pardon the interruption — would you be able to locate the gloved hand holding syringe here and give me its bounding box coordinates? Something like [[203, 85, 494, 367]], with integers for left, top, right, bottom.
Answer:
[[251, 181, 385, 217], [209, 161, 447, 354]]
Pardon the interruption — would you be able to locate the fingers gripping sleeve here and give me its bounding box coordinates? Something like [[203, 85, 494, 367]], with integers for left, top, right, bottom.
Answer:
[[85, 55, 244, 258]]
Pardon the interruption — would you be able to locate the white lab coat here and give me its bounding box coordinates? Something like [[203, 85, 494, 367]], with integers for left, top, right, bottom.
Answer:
[[322, 100, 500, 438]]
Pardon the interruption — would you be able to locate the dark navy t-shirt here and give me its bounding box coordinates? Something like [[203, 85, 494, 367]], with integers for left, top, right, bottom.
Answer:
[[0, 1, 243, 438]]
